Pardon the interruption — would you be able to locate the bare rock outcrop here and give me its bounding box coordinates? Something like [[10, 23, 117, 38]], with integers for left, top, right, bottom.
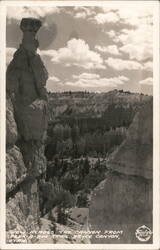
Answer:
[[6, 18, 48, 243], [89, 99, 153, 243], [6, 95, 18, 147], [107, 100, 152, 179], [6, 146, 27, 193]]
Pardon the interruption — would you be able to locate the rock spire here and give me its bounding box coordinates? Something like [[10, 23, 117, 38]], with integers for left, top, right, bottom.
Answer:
[[6, 18, 49, 243]]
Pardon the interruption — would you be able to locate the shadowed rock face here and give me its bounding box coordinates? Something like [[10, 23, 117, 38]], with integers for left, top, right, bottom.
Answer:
[[6, 146, 27, 193], [89, 99, 153, 243], [6, 18, 48, 243], [107, 100, 153, 179], [6, 96, 18, 147]]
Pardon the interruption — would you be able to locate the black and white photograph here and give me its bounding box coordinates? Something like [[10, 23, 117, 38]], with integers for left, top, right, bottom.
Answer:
[[0, 0, 160, 248]]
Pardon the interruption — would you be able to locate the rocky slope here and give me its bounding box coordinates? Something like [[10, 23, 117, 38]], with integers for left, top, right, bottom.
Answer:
[[6, 18, 48, 243], [48, 90, 151, 122], [89, 99, 153, 243]]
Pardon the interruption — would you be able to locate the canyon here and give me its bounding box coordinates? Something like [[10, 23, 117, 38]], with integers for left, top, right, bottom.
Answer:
[[6, 18, 153, 244]]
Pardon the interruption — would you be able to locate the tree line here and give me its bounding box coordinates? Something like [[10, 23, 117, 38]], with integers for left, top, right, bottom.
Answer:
[[45, 123, 127, 160]]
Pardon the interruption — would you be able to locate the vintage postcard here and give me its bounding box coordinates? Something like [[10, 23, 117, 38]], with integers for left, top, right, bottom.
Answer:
[[0, 1, 160, 249]]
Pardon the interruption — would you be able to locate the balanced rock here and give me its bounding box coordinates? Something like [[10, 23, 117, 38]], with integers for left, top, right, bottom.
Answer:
[[6, 18, 48, 142], [6, 18, 49, 243]]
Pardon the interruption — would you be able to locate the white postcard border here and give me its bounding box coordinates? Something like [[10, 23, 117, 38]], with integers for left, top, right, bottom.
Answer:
[[0, 1, 159, 249]]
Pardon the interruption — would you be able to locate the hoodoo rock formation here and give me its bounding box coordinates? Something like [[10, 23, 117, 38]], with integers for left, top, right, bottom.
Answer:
[[6, 17, 153, 245], [6, 18, 48, 243], [89, 99, 153, 243]]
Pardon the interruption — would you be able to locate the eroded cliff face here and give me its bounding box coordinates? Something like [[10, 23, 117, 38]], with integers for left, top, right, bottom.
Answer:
[[89, 100, 153, 243], [6, 18, 48, 243]]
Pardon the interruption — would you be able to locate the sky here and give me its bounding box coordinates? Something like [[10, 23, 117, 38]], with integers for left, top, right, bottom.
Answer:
[[6, 4, 153, 94]]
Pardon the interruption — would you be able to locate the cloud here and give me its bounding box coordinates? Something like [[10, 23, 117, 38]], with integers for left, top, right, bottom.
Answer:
[[73, 73, 100, 80], [73, 5, 152, 27], [119, 43, 152, 62], [66, 73, 129, 88], [73, 6, 96, 19], [39, 49, 54, 57], [96, 5, 153, 27], [143, 61, 153, 72], [118, 25, 153, 61], [74, 7, 95, 15], [96, 6, 153, 63], [74, 12, 87, 19], [46, 79, 63, 92], [95, 45, 120, 55], [7, 6, 60, 22], [105, 30, 121, 43], [94, 12, 119, 24], [105, 57, 143, 71], [6, 47, 16, 65], [106, 30, 116, 38], [118, 6, 153, 26], [47, 75, 63, 92], [139, 77, 153, 86], [48, 76, 60, 82], [118, 26, 152, 46], [105, 20, 152, 62], [40, 39, 105, 69]]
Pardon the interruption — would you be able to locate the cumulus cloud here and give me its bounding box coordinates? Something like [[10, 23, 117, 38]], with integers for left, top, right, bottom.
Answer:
[[39, 49, 54, 57], [46, 79, 63, 92], [66, 73, 129, 88], [40, 39, 105, 69], [95, 45, 120, 55], [48, 76, 60, 82], [74, 6, 95, 17], [118, 6, 153, 26], [73, 5, 152, 27], [73, 7, 96, 19], [139, 77, 153, 86], [75, 12, 87, 19], [94, 12, 119, 24], [105, 57, 143, 71], [119, 26, 152, 46], [7, 6, 60, 21], [105, 23, 152, 63], [95, 6, 153, 63], [143, 61, 153, 72], [106, 30, 116, 38], [95, 5, 153, 27], [6, 47, 16, 65], [118, 25, 153, 61], [73, 73, 100, 80], [119, 43, 152, 62]]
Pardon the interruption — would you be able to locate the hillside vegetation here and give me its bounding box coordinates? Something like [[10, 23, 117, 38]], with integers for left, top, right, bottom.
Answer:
[[41, 90, 152, 231], [46, 90, 151, 160]]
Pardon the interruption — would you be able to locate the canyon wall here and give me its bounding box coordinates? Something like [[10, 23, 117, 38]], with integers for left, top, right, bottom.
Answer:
[[6, 18, 48, 243], [5, 17, 153, 245], [89, 100, 153, 243]]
